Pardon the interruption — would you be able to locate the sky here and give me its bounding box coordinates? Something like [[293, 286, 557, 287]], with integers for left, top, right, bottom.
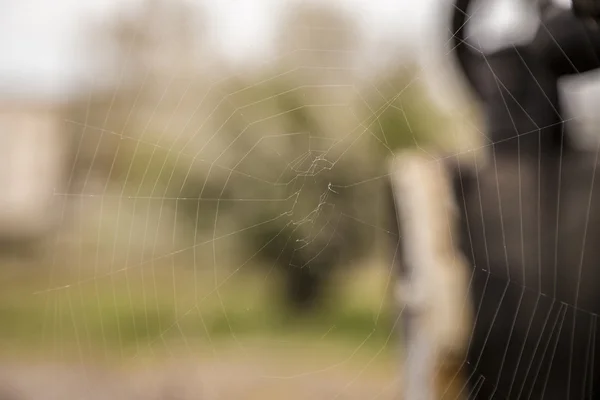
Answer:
[[0, 0, 570, 101]]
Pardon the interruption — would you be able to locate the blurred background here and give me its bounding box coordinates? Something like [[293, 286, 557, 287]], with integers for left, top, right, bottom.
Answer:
[[0, 0, 599, 398]]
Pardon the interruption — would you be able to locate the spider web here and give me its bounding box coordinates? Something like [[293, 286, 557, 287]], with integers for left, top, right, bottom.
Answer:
[[413, 0, 600, 398], [1, 0, 599, 399]]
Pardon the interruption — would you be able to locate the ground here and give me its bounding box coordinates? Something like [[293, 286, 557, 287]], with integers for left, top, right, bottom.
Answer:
[[0, 342, 399, 400], [0, 341, 467, 400]]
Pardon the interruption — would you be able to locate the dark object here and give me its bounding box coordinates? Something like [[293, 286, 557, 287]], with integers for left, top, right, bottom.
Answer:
[[432, 0, 600, 398], [452, 0, 600, 159], [532, 6, 600, 77], [451, 147, 600, 399], [284, 259, 328, 313], [251, 222, 339, 314], [573, 0, 600, 21]]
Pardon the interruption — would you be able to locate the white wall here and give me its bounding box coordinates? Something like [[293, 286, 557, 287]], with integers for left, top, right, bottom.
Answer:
[[0, 105, 68, 240]]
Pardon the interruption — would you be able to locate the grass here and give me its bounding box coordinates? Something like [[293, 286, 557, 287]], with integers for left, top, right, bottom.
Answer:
[[0, 263, 399, 362]]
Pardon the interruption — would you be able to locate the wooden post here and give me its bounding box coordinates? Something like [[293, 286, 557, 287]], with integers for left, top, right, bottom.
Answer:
[[389, 149, 472, 400]]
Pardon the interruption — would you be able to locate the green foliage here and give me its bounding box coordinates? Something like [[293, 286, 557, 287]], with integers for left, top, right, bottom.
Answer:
[[371, 104, 417, 151], [109, 138, 183, 193], [361, 67, 445, 155]]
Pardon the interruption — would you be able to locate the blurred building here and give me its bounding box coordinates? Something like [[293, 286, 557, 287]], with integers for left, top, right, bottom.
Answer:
[[0, 101, 71, 254]]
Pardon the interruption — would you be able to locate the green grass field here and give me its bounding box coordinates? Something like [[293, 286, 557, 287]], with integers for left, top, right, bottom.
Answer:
[[0, 263, 473, 400], [0, 263, 399, 362]]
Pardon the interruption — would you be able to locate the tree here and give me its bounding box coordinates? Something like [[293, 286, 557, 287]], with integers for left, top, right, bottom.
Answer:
[[219, 3, 384, 313]]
